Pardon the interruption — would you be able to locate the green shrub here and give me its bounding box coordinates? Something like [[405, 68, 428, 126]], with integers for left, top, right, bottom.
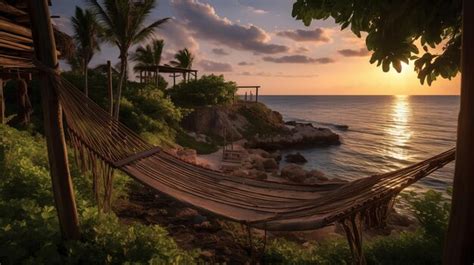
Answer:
[[237, 102, 286, 137], [168, 74, 237, 107], [265, 189, 452, 265], [0, 125, 196, 264], [401, 190, 450, 241], [175, 130, 219, 154]]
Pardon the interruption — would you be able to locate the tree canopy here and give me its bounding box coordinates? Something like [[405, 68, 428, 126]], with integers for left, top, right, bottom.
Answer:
[[292, 0, 462, 85]]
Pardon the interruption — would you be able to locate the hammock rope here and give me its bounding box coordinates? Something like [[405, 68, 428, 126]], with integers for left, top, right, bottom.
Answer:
[[34, 60, 455, 264]]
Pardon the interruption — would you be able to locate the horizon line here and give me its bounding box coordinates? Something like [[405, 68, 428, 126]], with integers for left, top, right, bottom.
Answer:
[[237, 94, 461, 96]]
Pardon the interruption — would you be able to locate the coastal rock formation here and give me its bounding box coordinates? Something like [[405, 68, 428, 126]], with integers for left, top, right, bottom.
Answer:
[[181, 106, 249, 140], [281, 164, 307, 183], [246, 123, 340, 150], [285, 152, 308, 163]]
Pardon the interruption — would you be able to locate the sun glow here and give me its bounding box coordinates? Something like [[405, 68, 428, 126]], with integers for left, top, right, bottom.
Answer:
[[385, 95, 413, 162]]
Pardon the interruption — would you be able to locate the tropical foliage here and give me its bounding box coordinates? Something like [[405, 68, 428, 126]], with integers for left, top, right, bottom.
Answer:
[[0, 125, 197, 264], [87, 0, 169, 119], [168, 74, 237, 107], [292, 0, 462, 85], [170, 48, 195, 81], [265, 190, 452, 265], [71, 6, 101, 97], [132, 39, 165, 71]]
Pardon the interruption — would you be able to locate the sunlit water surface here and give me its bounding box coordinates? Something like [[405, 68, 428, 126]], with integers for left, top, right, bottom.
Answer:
[[259, 95, 459, 192]]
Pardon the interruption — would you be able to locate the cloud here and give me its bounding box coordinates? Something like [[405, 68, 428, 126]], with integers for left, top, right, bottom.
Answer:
[[262, 55, 335, 64], [170, 0, 288, 54], [211, 48, 230, 56], [246, 6, 267, 14], [158, 20, 199, 53], [294, 46, 309, 53], [338, 48, 370, 57], [238, 61, 254, 66], [276, 28, 330, 42], [199, 59, 233, 72], [237, 71, 317, 78]]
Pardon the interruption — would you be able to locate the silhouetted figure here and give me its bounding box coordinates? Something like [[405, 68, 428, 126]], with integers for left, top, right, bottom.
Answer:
[[7, 79, 33, 127]]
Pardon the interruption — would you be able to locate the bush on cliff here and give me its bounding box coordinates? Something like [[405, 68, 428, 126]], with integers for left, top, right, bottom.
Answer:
[[168, 74, 237, 107], [0, 125, 197, 264]]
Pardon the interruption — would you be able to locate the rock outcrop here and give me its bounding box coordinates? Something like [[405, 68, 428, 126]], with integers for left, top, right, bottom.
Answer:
[[246, 123, 340, 151], [285, 152, 307, 164], [181, 106, 249, 140]]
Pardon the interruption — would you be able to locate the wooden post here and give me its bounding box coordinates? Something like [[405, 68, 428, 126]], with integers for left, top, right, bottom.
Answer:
[[27, 0, 80, 240], [443, 0, 474, 263], [0, 78, 4, 124], [139, 70, 142, 84], [173, 73, 176, 87], [255, 86, 259, 103], [107, 60, 113, 116]]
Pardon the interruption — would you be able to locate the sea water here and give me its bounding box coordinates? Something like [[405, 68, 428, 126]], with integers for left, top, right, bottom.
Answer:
[[259, 95, 459, 192]]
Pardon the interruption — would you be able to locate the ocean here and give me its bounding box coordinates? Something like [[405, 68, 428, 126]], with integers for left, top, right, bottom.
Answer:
[[258, 95, 459, 192]]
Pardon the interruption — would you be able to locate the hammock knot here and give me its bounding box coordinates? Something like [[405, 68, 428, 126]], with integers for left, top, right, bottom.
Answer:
[[32, 58, 61, 76]]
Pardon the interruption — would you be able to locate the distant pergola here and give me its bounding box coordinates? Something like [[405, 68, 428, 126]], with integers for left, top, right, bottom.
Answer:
[[236, 85, 260, 102], [136, 65, 198, 87]]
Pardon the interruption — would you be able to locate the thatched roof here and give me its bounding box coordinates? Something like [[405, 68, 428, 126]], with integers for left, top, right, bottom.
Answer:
[[0, 0, 75, 71], [53, 27, 76, 59]]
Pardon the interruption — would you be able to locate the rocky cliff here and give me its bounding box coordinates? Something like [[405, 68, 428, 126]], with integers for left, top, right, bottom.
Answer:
[[181, 101, 340, 150]]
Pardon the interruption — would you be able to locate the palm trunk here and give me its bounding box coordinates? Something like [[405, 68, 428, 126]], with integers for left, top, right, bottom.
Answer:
[[113, 52, 127, 120], [443, 0, 474, 263]]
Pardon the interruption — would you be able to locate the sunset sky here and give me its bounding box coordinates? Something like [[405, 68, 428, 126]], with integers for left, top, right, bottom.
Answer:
[[52, 0, 460, 95]]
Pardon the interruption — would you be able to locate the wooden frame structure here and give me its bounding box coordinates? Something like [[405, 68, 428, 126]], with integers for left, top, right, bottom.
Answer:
[[236, 85, 260, 102], [136, 64, 198, 87], [0, 0, 80, 239]]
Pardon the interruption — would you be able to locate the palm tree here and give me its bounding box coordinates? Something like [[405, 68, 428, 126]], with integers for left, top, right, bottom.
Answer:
[[87, 0, 169, 120], [71, 6, 101, 97], [170, 48, 194, 81], [132, 39, 164, 84]]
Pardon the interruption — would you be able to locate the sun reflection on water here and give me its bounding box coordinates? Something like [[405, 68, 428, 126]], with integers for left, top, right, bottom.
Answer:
[[385, 95, 413, 162]]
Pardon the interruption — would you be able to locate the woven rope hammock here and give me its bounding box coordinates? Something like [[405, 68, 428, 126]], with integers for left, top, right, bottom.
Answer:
[[49, 72, 454, 264]]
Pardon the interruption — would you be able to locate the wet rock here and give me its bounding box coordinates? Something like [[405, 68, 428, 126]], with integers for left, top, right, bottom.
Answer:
[[246, 123, 340, 151], [334, 124, 349, 131], [285, 152, 307, 164], [248, 148, 271, 158], [281, 164, 307, 183], [177, 148, 197, 164], [231, 169, 249, 178], [248, 169, 268, 180], [263, 158, 278, 171], [270, 150, 282, 162], [306, 169, 326, 180], [285, 121, 297, 126]]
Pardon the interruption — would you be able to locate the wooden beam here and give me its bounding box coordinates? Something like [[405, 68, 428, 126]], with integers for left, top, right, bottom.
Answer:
[[0, 31, 33, 44], [27, 0, 80, 240], [0, 38, 34, 51], [107, 60, 113, 116], [0, 54, 33, 68], [0, 18, 32, 38], [256, 86, 259, 103]]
